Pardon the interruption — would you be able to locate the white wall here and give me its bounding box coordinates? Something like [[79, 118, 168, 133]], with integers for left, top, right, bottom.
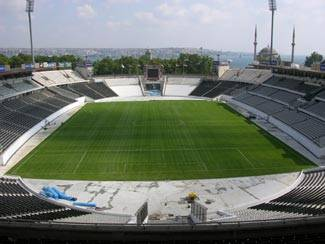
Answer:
[[102, 77, 139, 86], [0, 98, 85, 166], [167, 77, 201, 85], [109, 85, 143, 97], [164, 85, 198, 97]]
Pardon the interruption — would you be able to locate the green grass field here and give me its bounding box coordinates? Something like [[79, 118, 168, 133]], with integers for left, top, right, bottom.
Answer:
[[8, 101, 314, 181]]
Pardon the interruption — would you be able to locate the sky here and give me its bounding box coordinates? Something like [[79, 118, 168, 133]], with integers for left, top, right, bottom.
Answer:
[[0, 0, 324, 55]]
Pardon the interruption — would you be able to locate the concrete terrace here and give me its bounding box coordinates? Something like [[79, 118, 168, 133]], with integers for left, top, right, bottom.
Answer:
[[25, 172, 300, 222]]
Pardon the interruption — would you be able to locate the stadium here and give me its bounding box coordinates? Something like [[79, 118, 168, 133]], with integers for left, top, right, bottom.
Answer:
[[1, 1, 325, 243]]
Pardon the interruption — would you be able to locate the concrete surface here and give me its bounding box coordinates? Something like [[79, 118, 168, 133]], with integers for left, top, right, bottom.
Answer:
[[25, 172, 300, 221]]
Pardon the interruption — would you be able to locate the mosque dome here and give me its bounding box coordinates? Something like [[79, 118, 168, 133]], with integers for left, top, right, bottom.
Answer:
[[258, 47, 278, 56], [257, 46, 281, 64]]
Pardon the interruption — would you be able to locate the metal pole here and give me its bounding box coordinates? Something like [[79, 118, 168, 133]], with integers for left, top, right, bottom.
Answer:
[[253, 25, 257, 61], [28, 11, 35, 64], [269, 10, 274, 65], [291, 27, 296, 64]]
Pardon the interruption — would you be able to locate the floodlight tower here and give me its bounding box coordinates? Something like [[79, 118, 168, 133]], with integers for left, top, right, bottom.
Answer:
[[268, 0, 277, 65], [291, 27, 296, 64], [26, 0, 35, 64], [253, 25, 258, 61]]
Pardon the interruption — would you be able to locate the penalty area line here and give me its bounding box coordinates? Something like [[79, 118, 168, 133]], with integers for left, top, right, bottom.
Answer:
[[237, 149, 255, 169], [72, 151, 88, 174]]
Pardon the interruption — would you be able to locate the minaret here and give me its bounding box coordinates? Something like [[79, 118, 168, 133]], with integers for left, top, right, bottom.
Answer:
[[145, 49, 152, 60], [253, 25, 258, 61], [291, 27, 296, 64]]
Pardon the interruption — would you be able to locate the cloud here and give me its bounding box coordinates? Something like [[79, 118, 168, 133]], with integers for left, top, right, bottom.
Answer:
[[0, 0, 25, 12], [106, 20, 131, 30], [190, 3, 229, 24], [135, 12, 159, 23], [0, 0, 27, 20], [157, 2, 187, 17], [105, 0, 139, 7], [77, 4, 96, 19], [0, 23, 5, 32]]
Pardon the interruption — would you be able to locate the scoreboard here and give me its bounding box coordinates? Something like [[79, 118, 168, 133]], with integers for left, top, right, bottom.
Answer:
[[144, 65, 162, 81], [147, 68, 159, 79]]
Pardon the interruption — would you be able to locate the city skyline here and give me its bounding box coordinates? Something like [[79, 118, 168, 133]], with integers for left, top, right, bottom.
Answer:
[[0, 0, 324, 55]]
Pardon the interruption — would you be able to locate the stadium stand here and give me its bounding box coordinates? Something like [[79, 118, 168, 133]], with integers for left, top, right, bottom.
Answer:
[[204, 80, 253, 98], [231, 73, 325, 150], [317, 90, 325, 100], [0, 177, 89, 221], [270, 109, 325, 146], [0, 177, 131, 224], [104, 77, 139, 87], [0, 175, 133, 224], [251, 168, 325, 216], [167, 77, 201, 85], [234, 90, 325, 147], [272, 110, 308, 125], [235, 94, 286, 115], [189, 70, 267, 98], [32, 70, 85, 87], [0, 78, 40, 100], [250, 86, 302, 105], [300, 100, 325, 121], [0, 89, 75, 152], [226, 168, 325, 221], [269, 90, 301, 105], [291, 118, 325, 143], [48, 86, 81, 100], [263, 76, 321, 95], [1, 170, 325, 243], [190, 79, 219, 96], [59, 82, 117, 100], [219, 69, 272, 84], [1, 168, 325, 243], [249, 85, 278, 97]]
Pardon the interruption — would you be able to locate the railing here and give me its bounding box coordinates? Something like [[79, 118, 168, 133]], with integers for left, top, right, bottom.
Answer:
[[1, 214, 325, 231]]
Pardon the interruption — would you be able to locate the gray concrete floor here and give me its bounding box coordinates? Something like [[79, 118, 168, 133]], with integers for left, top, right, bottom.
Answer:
[[25, 172, 300, 221]]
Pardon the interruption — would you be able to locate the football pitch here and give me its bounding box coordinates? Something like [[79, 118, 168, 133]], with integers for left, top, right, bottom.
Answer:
[[8, 100, 314, 181]]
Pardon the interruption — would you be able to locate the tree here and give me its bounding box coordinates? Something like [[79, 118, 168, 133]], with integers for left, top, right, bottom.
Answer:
[[305, 52, 323, 67], [93, 54, 213, 76], [0, 54, 10, 65], [35, 55, 82, 68], [9, 53, 32, 68]]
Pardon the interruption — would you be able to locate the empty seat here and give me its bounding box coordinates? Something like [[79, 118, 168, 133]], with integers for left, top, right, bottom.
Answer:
[[0, 89, 75, 152]]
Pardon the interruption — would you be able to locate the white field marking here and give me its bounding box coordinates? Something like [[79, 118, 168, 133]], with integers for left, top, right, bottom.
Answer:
[[37, 166, 296, 176], [123, 149, 129, 173], [237, 149, 255, 168], [201, 160, 208, 171], [72, 151, 88, 174], [41, 147, 241, 153]]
